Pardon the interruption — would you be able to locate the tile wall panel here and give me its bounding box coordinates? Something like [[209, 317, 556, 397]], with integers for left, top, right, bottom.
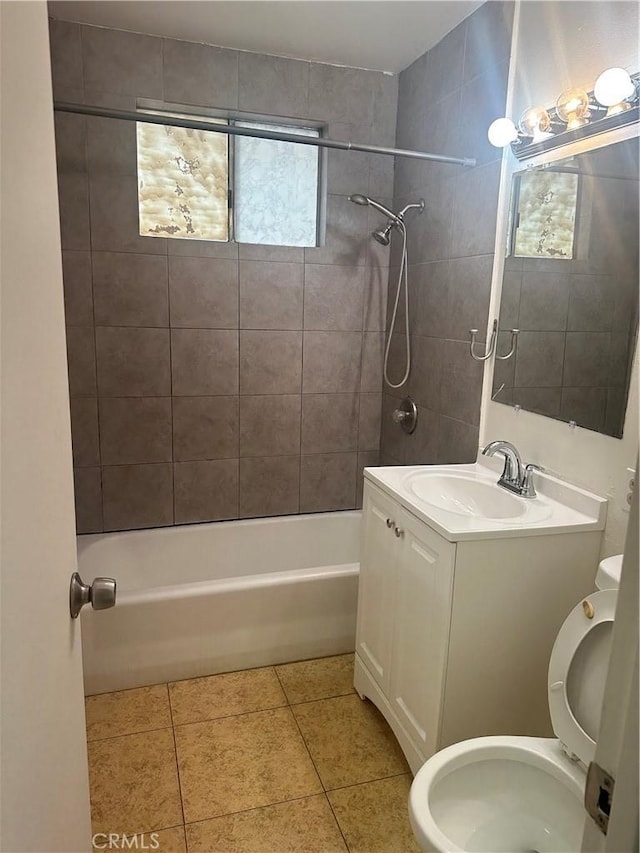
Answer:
[[50, 19, 396, 530], [381, 1, 513, 466]]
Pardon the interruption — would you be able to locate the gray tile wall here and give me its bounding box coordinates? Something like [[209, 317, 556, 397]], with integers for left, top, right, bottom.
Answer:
[[50, 19, 397, 531], [381, 1, 513, 465]]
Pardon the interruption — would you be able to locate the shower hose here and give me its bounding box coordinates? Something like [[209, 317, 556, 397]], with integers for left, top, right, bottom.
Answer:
[[383, 221, 410, 389]]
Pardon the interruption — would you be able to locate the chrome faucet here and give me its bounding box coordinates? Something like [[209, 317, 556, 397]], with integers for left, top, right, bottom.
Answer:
[[482, 440, 544, 499]]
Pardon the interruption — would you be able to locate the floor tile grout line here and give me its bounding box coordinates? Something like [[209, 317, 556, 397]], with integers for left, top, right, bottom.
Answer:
[[179, 825, 188, 853], [172, 701, 290, 730], [285, 692, 329, 795], [286, 688, 357, 708], [168, 733, 188, 831], [183, 823, 191, 853], [273, 664, 293, 707], [86, 723, 174, 744], [181, 789, 341, 829], [165, 683, 187, 829], [325, 769, 413, 795], [323, 791, 352, 853], [129, 821, 185, 836], [89, 816, 185, 842]]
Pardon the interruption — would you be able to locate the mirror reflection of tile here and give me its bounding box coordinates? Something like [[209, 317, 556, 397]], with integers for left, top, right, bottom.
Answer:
[[493, 136, 639, 438]]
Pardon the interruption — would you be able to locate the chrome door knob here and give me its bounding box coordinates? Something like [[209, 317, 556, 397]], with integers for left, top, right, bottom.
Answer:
[[69, 572, 116, 619]]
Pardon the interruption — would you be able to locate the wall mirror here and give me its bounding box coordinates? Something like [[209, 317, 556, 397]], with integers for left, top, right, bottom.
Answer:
[[492, 134, 639, 438]]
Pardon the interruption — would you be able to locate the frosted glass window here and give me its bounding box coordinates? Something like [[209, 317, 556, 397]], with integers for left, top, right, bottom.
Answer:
[[513, 171, 579, 259], [234, 122, 320, 247], [137, 120, 229, 241]]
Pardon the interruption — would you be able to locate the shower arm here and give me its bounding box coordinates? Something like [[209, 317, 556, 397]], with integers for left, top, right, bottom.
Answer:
[[397, 200, 426, 220]]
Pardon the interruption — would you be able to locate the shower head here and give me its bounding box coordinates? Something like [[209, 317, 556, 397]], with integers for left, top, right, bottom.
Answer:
[[348, 194, 399, 223], [372, 223, 394, 246]]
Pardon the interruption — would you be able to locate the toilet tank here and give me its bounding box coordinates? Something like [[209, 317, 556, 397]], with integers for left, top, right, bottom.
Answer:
[[595, 554, 623, 590]]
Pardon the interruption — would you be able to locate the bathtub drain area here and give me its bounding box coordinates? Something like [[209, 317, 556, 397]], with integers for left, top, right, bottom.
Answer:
[[85, 653, 419, 852]]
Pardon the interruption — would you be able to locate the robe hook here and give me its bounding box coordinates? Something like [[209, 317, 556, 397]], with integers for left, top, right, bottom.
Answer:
[[469, 319, 498, 361]]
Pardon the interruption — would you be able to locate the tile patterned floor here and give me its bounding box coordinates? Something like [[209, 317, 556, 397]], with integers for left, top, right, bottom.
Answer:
[[85, 654, 420, 852]]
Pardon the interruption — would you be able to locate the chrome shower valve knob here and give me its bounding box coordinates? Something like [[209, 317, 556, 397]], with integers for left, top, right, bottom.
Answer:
[[391, 397, 418, 434]]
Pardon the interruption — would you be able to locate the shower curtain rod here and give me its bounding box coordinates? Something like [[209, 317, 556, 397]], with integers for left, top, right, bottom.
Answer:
[[53, 101, 477, 167]]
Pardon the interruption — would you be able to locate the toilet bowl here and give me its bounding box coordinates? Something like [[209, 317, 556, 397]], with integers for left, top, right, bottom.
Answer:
[[409, 556, 622, 853]]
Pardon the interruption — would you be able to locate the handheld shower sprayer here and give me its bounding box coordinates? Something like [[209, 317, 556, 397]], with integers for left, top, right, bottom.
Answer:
[[348, 194, 400, 223]]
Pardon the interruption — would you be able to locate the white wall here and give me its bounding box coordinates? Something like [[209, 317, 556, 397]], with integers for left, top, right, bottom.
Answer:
[[480, 0, 639, 558]]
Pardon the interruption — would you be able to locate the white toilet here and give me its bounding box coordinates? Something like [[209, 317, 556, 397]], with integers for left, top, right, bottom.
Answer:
[[409, 555, 623, 853]]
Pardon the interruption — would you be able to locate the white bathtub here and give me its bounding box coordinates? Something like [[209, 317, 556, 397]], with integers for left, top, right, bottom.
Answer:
[[78, 511, 361, 695]]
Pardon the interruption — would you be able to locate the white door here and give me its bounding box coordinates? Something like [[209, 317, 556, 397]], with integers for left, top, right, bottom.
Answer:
[[0, 3, 93, 851], [356, 484, 400, 691], [390, 510, 455, 760]]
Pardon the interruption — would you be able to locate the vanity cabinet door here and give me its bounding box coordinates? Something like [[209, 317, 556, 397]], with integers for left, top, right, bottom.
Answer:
[[390, 509, 455, 759], [356, 483, 400, 693]]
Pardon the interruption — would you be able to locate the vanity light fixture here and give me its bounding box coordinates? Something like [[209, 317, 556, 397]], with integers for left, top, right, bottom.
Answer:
[[594, 67, 637, 115], [488, 106, 557, 148], [555, 88, 591, 130], [488, 66, 639, 157], [487, 117, 519, 148], [518, 106, 554, 142]]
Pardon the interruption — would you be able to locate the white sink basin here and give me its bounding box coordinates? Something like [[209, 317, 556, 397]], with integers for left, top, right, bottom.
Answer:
[[362, 460, 608, 541], [403, 471, 551, 522]]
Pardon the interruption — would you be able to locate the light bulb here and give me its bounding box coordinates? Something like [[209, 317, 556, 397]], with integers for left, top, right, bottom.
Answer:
[[556, 88, 591, 130], [594, 67, 636, 115], [518, 106, 553, 143], [487, 117, 518, 148]]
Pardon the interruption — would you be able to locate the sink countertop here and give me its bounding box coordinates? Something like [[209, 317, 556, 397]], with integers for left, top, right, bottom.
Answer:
[[364, 458, 608, 543]]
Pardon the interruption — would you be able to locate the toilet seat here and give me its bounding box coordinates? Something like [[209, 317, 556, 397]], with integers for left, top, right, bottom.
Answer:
[[548, 589, 617, 767]]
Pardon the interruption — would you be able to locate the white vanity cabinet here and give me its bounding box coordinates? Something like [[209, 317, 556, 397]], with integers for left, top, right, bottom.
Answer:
[[355, 473, 605, 774], [356, 484, 399, 693], [357, 485, 455, 761]]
